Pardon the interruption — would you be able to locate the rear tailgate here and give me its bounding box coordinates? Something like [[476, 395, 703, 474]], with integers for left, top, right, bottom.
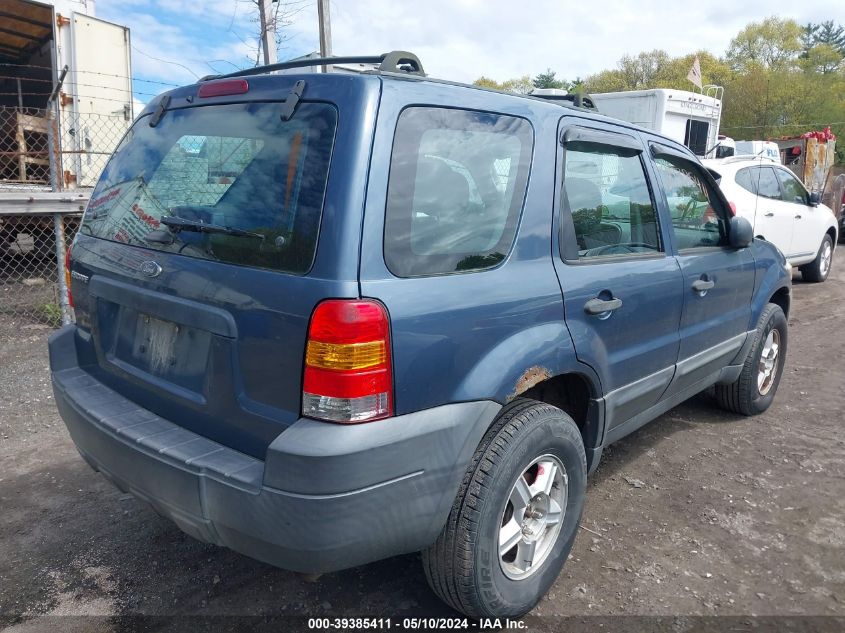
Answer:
[[67, 77, 375, 459]]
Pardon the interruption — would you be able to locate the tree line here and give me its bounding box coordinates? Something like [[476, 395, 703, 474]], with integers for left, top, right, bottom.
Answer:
[[474, 18, 845, 161]]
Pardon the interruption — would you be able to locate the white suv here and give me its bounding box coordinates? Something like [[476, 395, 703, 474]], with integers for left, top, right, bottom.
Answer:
[[703, 156, 838, 282]]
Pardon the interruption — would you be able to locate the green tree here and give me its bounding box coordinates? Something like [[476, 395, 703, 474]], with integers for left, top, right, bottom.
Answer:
[[532, 68, 568, 90], [473, 76, 505, 90], [580, 51, 672, 93], [502, 75, 535, 94], [582, 51, 729, 93], [569, 76, 585, 92], [581, 68, 628, 93], [726, 16, 803, 71], [652, 51, 732, 89], [473, 75, 534, 95], [800, 43, 843, 74], [801, 23, 819, 52], [617, 50, 672, 89], [809, 20, 845, 55]]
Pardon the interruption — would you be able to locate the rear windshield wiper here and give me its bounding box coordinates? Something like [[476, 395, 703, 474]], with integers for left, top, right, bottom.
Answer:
[[159, 215, 265, 239]]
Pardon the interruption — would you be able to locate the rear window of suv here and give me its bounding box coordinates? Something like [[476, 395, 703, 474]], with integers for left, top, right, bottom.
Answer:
[[82, 102, 338, 274], [384, 107, 533, 277]]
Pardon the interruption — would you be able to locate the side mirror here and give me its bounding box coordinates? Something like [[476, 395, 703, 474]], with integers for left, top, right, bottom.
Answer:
[[729, 215, 753, 249], [809, 191, 821, 206]]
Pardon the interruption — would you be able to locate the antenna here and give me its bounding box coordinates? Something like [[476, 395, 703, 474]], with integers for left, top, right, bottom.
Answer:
[[750, 150, 768, 237]]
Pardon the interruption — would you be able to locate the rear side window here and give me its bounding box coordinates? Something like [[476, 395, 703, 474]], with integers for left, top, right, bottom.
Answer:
[[384, 107, 533, 277], [654, 156, 729, 249], [753, 167, 782, 200], [83, 102, 337, 274], [735, 167, 757, 195]]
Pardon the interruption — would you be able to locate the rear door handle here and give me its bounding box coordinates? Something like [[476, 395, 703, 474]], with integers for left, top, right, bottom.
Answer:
[[584, 297, 623, 315], [764, 212, 775, 217], [795, 214, 802, 219], [692, 279, 715, 292]]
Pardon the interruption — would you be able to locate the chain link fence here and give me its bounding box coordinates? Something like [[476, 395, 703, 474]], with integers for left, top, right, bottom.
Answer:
[[0, 213, 79, 330], [0, 104, 128, 336]]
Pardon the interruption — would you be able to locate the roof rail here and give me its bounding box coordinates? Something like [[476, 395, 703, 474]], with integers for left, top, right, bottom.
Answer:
[[203, 51, 425, 81]]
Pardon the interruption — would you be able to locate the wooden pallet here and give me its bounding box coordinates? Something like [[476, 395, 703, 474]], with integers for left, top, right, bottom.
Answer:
[[0, 111, 50, 183]]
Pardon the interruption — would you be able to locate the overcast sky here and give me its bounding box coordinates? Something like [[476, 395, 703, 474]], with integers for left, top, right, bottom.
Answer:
[[97, 0, 843, 102]]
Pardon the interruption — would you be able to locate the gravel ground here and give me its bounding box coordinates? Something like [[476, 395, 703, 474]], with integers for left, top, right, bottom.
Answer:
[[1, 258, 844, 632]]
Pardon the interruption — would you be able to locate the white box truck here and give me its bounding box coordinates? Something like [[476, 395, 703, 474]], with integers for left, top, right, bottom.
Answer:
[[0, 0, 133, 189], [590, 87, 724, 158]]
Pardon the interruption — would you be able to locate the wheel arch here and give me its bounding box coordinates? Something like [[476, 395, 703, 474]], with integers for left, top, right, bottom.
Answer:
[[769, 285, 790, 318], [515, 371, 605, 472], [452, 321, 606, 473]]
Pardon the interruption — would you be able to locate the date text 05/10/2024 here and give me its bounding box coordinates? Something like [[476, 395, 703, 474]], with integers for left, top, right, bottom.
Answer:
[[307, 617, 527, 630]]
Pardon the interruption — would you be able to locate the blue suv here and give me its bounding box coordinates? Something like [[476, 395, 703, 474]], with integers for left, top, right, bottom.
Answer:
[[49, 52, 791, 618]]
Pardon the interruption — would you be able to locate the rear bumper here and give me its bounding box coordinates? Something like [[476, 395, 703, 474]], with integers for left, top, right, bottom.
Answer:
[[49, 325, 500, 573]]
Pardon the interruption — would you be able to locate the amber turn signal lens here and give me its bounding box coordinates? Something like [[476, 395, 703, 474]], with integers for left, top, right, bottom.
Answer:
[[305, 340, 386, 370]]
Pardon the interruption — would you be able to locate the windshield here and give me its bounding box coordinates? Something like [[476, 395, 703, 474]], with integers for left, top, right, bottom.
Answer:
[[81, 101, 337, 274]]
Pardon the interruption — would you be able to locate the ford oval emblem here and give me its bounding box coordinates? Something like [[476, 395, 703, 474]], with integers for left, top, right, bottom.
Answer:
[[140, 260, 162, 278]]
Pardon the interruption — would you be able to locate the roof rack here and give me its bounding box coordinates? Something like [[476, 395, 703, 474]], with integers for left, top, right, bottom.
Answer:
[[203, 50, 425, 81]]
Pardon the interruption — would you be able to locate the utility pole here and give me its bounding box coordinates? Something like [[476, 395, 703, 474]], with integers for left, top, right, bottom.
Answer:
[[317, 0, 332, 72], [258, 0, 278, 65]]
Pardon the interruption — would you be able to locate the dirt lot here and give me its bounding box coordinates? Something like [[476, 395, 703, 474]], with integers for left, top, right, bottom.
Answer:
[[1, 260, 844, 632]]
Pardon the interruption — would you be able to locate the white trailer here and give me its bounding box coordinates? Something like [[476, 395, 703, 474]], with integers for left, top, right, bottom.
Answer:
[[0, 0, 132, 276], [0, 0, 132, 189], [590, 87, 724, 158]]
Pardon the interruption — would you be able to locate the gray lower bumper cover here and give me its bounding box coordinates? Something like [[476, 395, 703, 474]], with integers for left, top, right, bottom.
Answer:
[[49, 325, 500, 573]]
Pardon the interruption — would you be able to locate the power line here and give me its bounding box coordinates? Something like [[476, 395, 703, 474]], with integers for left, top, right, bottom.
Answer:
[[76, 71, 179, 87], [131, 45, 200, 79], [0, 62, 180, 87], [0, 91, 138, 105], [0, 75, 161, 98]]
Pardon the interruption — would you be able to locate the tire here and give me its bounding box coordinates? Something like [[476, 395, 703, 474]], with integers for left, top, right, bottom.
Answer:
[[800, 234, 833, 283], [422, 399, 586, 618], [715, 303, 787, 416]]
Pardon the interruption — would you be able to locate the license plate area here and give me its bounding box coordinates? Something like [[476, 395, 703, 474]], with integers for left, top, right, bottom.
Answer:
[[108, 310, 212, 395], [134, 315, 181, 373]]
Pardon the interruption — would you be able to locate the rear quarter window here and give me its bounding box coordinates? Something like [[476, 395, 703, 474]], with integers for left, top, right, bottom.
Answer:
[[384, 107, 533, 277], [735, 167, 757, 195], [754, 167, 783, 200]]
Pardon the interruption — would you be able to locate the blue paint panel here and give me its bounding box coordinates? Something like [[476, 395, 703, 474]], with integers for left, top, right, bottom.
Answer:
[[68, 75, 380, 459], [358, 80, 592, 413]]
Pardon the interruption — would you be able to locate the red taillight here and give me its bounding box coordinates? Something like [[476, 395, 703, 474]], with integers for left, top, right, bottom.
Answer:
[[197, 79, 249, 98], [728, 201, 737, 216], [64, 244, 73, 308], [302, 300, 393, 423]]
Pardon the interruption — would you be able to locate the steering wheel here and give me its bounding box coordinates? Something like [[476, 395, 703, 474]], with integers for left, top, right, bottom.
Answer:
[[585, 242, 654, 257]]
